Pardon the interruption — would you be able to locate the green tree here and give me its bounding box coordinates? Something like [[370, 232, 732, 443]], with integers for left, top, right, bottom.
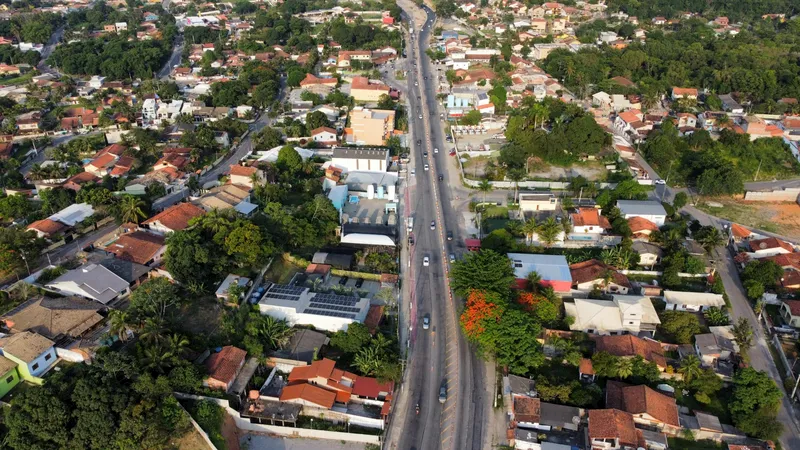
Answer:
[[117, 195, 146, 224], [679, 354, 703, 383], [703, 307, 729, 326], [305, 110, 330, 131], [476, 179, 492, 203], [537, 217, 562, 247], [695, 226, 726, 255], [276, 145, 303, 175], [591, 351, 619, 378], [330, 322, 373, 354], [732, 317, 754, 354], [672, 192, 688, 211], [616, 357, 634, 379], [450, 250, 516, 297], [659, 311, 702, 344]]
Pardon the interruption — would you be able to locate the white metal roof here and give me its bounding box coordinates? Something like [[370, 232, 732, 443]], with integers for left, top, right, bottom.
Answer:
[[663, 290, 725, 307], [340, 233, 395, 246]]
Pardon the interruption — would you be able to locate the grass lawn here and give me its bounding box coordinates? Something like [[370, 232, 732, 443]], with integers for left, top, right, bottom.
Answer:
[[483, 218, 509, 233], [667, 437, 725, 450], [674, 386, 733, 424], [264, 255, 303, 284], [765, 304, 784, 327], [175, 295, 224, 338], [695, 199, 800, 239]]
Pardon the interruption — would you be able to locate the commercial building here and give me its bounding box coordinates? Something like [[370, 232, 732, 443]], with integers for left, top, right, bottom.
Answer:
[[346, 107, 395, 146], [257, 284, 370, 332]]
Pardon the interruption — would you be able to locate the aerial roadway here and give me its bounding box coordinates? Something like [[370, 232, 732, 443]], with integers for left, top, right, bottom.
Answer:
[[392, 3, 490, 450]]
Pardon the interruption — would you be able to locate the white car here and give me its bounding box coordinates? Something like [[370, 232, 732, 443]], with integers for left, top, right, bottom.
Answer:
[[449, 253, 456, 263], [654, 179, 666, 185], [434, 147, 439, 154], [423, 256, 430, 266], [411, 169, 416, 176], [424, 164, 429, 171], [419, 115, 423, 119]]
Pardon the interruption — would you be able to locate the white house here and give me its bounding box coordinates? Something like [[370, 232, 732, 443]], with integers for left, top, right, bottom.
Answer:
[[518, 193, 558, 212], [46, 262, 130, 304], [663, 290, 725, 312], [564, 295, 660, 336], [257, 284, 370, 332], [331, 147, 390, 173], [748, 237, 794, 258], [616, 200, 667, 226]]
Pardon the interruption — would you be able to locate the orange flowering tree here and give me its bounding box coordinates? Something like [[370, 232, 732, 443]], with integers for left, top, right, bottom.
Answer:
[[516, 291, 559, 327], [460, 289, 504, 340]]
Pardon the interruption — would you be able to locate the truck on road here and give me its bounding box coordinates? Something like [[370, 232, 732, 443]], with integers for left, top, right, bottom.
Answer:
[[407, 217, 414, 232]]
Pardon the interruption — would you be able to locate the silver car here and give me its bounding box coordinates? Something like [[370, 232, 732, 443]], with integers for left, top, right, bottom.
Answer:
[[423, 314, 430, 330]]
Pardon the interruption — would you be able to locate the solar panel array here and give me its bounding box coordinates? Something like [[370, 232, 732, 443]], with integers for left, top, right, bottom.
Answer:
[[266, 284, 305, 301], [303, 293, 362, 319]]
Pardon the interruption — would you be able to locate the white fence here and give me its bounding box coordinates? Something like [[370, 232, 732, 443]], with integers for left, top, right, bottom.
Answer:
[[743, 187, 800, 202], [174, 393, 382, 444]]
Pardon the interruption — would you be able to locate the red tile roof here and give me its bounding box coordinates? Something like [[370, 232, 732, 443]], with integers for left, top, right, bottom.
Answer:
[[27, 218, 67, 235], [352, 376, 394, 399], [288, 358, 336, 383], [569, 259, 631, 288], [627, 216, 658, 233], [206, 345, 246, 386], [514, 396, 541, 423], [588, 409, 638, 446], [105, 231, 165, 265], [229, 164, 257, 177], [279, 383, 336, 409], [605, 381, 679, 427], [730, 223, 751, 239], [595, 335, 666, 368], [363, 305, 384, 334], [750, 237, 793, 253], [579, 358, 594, 375], [142, 202, 205, 231], [673, 87, 698, 97], [86, 153, 116, 169], [783, 300, 800, 316], [571, 208, 611, 228], [763, 252, 800, 270]]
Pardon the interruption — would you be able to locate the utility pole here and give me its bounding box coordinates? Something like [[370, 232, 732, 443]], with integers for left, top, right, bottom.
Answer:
[[754, 158, 763, 182], [660, 159, 674, 203]]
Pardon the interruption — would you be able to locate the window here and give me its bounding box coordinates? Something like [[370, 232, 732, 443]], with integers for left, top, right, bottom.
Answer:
[[32, 363, 39, 371], [6, 375, 13, 383], [629, 321, 635, 325], [514, 261, 522, 268], [44, 353, 52, 361]]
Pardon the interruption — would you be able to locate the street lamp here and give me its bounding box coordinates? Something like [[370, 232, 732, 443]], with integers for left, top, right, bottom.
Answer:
[[20, 254, 30, 276]]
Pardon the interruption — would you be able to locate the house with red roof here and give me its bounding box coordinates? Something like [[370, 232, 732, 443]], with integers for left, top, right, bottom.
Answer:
[[588, 409, 639, 449], [103, 231, 166, 266], [141, 202, 205, 234], [570, 260, 631, 295], [63, 172, 101, 192], [628, 217, 658, 240], [204, 346, 247, 391], [780, 300, 800, 328], [282, 358, 394, 410], [27, 219, 67, 239], [84, 153, 119, 177], [228, 164, 261, 188], [570, 207, 611, 236], [594, 334, 667, 369], [671, 87, 698, 100], [749, 237, 794, 258], [605, 381, 680, 432]]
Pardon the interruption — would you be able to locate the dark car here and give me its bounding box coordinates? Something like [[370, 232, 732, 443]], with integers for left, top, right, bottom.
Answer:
[[339, 276, 348, 285], [408, 235, 415, 245], [423, 151, 428, 157], [446, 231, 453, 241], [355, 278, 364, 288], [439, 381, 447, 403], [438, 174, 444, 181]]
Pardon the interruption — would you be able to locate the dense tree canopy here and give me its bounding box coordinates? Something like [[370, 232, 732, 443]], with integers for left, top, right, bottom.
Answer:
[[450, 249, 516, 297], [49, 38, 172, 80]]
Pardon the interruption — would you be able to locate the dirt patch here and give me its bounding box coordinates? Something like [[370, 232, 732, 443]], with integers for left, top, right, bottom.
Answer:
[[175, 296, 223, 337], [173, 427, 211, 450], [221, 412, 240, 450], [696, 199, 800, 239], [528, 161, 607, 181]]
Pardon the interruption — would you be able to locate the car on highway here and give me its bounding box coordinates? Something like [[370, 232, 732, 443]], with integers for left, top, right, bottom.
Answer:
[[434, 147, 439, 153], [655, 179, 666, 185], [418, 114, 423, 119], [423, 314, 430, 329], [447, 231, 453, 241], [408, 235, 414, 245], [439, 383, 447, 403], [411, 169, 416, 176], [449, 150, 456, 156], [424, 164, 429, 171], [449, 253, 456, 263], [423, 256, 430, 267], [430, 220, 436, 230], [438, 174, 444, 181], [415, 81, 418, 86], [423, 151, 428, 157]]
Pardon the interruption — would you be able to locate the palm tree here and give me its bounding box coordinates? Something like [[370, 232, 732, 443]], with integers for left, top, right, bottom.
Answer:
[[258, 316, 295, 350], [600, 269, 615, 292], [108, 310, 131, 342], [118, 195, 146, 224], [507, 168, 525, 204], [28, 163, 48, 181], [697, 227, 726, 255], [200, 208, 233, 233], [679, 355, 702, 383], [477, 179, 492, 204], [537, 217, 562, 247], [522, 218, 538, 244], [139, 317, 167, 345], [716, 114, 730, 129], [526, 271, 542, 293], [137, 343, 177, 374], [166, 333, 190, 358], [354, 346, 383, 376], [617, 357, 634, 379]]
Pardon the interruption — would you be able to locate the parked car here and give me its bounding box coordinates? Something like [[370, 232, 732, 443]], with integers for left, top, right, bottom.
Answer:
[[339, 276, 348, 285], [655, 179, 666, 185], [355, 278, 364, 288], [408, 235, 415, 245]]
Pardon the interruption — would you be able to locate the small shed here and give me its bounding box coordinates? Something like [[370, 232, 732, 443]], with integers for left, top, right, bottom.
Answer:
[[215, 274, 252, 300]]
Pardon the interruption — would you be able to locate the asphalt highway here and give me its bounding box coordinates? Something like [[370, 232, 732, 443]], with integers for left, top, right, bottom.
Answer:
[[391, 4, 490, 450]]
